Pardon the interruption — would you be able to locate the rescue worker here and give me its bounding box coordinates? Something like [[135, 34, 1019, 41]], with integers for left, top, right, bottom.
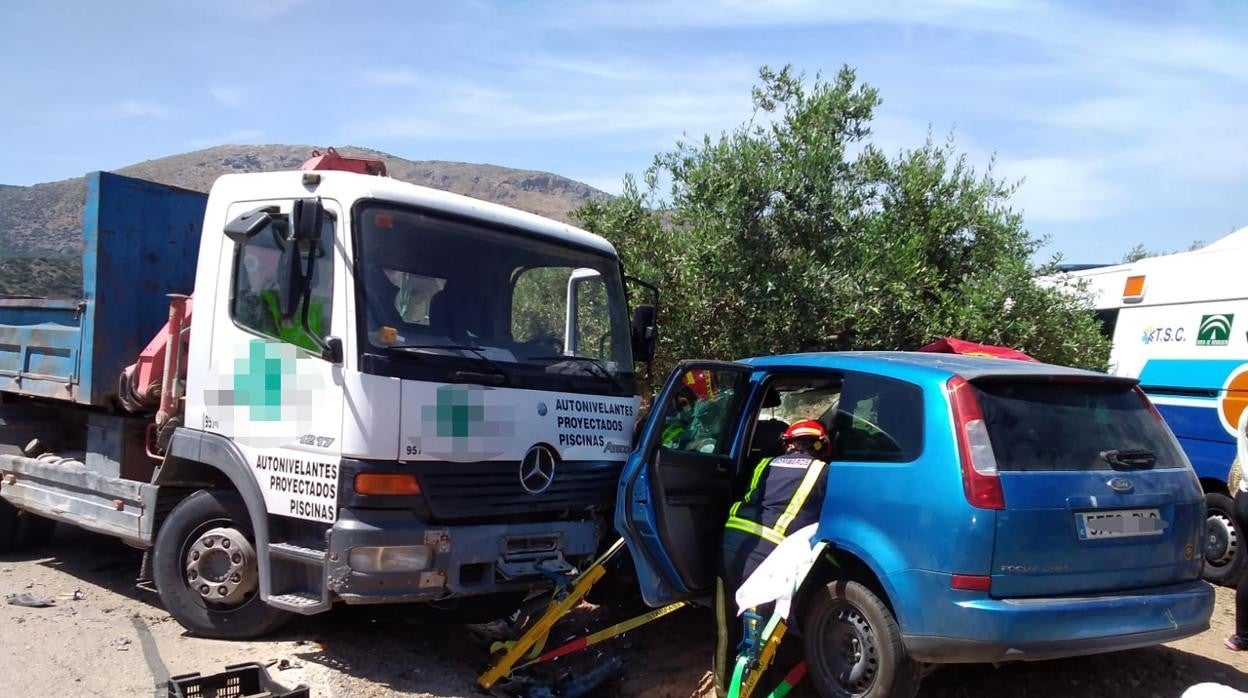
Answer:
[[715, 419, 832, 696], [660, 385, 699, 449]]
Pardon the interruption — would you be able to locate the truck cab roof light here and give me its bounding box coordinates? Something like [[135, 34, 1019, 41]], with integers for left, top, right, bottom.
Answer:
[[1122, 275, 1146, 303]]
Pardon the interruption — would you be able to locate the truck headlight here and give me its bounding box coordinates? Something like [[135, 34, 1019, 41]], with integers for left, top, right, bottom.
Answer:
[[347, 545, 433, 573]]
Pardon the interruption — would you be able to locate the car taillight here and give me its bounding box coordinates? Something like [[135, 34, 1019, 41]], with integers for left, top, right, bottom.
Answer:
[[947, 376, 1004, 510]]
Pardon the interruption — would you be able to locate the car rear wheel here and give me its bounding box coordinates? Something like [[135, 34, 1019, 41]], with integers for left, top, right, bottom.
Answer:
[[802, 580, 920, 698], [1203, 492, 1244, 587]]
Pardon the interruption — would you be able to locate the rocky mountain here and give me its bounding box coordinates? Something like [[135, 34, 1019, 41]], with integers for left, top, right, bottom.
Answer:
[[0, 145, 607, 297]]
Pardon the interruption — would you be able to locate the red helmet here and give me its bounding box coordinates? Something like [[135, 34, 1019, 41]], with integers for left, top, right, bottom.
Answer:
[[782, 420, 828, 443]]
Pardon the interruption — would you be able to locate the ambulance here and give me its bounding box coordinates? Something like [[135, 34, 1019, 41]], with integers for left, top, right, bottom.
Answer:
[[1056, 226, 1248, 585]]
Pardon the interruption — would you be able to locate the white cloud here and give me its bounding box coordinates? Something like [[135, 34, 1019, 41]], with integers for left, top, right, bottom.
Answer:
[[209, 86, 246, 109], [187, 129, 264, 149], [995, 157, 1122, 222]]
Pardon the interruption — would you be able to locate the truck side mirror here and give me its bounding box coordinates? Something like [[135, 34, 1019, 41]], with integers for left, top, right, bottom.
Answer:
[[276, 238, 306, 320], [291, 198, 324, 242], [223, 206, 279, 243], [631, 304, 657, 363]]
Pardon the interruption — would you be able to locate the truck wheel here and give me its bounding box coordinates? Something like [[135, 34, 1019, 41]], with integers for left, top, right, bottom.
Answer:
[[153, 490, 291, 639], [0, 499, 20, 553], [1204, 492, 1245, 587], [802, 580, 920, 698], [16, 511, 56, 550]]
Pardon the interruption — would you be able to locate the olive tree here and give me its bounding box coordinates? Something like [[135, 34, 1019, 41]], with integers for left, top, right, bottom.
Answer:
[[576, 66, 1109, 385]]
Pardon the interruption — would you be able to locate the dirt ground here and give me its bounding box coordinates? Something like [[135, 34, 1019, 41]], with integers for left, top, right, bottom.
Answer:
[[2, 527, 1245, 698]]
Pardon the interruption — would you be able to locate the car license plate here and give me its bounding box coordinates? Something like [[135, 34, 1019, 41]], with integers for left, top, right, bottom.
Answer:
[[1075, 508, 1165, 540]]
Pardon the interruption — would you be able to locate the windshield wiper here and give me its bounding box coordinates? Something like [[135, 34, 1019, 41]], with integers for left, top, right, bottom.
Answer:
[[528, 355, 624, 392], [1100, 448, 1156, 469], [388, 344, 512, 386]]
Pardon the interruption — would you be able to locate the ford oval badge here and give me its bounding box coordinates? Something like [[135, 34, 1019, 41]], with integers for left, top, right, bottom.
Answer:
[[1107, 477, 1133, 493]]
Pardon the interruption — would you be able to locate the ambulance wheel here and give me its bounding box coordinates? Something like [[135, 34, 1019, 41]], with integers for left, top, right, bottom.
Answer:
[[153, 490, 291, 639], [802, 580, 920, 698], [1204, 492, 1245, 587]]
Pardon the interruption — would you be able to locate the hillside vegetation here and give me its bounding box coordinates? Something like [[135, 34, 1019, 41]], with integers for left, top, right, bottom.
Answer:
[[0, 145, 605, 298]]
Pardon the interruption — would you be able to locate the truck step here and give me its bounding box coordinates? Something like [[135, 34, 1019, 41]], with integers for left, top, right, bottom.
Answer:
[[267, 592, 327, 614], [268, 542, 327, 566]]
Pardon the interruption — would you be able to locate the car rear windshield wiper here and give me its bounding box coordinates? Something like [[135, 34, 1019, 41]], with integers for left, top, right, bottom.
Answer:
[[1100, 448, 1156, 469], [388, 344, 512, 386], [528, 355, 624, 392]]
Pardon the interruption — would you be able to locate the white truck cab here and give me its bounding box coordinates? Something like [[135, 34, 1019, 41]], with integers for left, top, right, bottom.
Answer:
[[0, 162, 655, 637]]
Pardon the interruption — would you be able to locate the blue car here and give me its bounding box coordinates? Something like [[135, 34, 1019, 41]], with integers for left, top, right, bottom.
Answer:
[[616, 352, 1214, 698]]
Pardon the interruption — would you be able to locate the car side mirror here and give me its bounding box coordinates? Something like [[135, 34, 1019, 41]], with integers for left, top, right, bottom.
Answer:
[[631, 304, 657, 363]]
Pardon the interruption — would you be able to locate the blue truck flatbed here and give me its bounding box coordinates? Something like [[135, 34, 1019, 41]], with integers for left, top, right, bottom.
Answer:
[[0, 172, 206, 406]]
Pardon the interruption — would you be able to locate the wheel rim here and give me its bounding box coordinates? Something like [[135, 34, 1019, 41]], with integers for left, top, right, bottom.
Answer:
[[1206, 510, 1238, 567], [180, 518, 259, 611], [812, 600, 879, 696]]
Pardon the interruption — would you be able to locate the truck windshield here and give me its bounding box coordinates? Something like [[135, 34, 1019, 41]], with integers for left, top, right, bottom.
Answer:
[[354, 202, 635, 396]]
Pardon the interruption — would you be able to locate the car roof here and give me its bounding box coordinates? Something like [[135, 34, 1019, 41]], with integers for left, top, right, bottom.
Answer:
[[740, 351, 1126, 383]]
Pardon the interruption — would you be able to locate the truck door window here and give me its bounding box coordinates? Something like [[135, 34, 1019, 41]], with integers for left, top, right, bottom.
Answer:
[[825, 373, 924, 462], [658, 368, 747, 457], [230, 217, 334, 352]]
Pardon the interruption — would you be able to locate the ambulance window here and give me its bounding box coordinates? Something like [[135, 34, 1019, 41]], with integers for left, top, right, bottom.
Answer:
[[1095, 308, 1119, 341], [230, 216, 334, 352]]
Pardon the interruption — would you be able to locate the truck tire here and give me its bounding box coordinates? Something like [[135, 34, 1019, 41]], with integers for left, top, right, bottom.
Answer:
[[0, 500, 55, 553], [16, 510, 56, 550], [0, 499, 19, 553], [153, 490, 291, 639], [1204, 492, 1245, 587], [802, 580, 921, 698]]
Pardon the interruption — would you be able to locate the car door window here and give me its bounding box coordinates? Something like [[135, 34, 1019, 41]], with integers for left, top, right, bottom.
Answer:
[[826, 373, 924, 462], [658, 367, 748, 456]]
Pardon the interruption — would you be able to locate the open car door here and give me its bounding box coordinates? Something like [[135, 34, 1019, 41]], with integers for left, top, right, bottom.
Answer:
[[615, 361, 754, 607]]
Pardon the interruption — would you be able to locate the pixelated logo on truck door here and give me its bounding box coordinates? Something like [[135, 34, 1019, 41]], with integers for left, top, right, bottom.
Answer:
[[1197, 314, 1234, 346]]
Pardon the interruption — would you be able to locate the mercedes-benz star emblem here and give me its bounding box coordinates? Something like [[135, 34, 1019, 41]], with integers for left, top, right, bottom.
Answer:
[[519, 445, 556, 495]]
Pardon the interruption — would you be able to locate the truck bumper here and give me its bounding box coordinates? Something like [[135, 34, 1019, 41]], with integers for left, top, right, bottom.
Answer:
[[325, 508, 601, 604], [896, 575, 1214, 663]]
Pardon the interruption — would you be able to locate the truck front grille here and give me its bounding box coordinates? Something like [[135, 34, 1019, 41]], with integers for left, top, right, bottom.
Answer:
[[415, 460, 619, 521]]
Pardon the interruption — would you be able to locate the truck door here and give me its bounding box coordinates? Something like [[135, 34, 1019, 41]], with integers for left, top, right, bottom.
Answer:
[[615, 361, 754, 606], [200, 198, 347, 525]]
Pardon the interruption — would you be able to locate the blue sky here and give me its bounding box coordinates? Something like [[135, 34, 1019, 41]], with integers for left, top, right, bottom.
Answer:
[[2, 1, 1245, 263]]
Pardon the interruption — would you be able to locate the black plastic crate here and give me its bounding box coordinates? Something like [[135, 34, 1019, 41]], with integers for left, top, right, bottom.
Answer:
[[166, 662, 310, 698]]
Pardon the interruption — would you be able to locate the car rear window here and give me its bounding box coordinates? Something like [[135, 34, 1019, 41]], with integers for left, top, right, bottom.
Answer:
[[972, 379, 1185, 472]]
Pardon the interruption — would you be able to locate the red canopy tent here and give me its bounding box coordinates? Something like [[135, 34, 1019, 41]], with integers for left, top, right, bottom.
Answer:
[[918, 337, 1038, 362]]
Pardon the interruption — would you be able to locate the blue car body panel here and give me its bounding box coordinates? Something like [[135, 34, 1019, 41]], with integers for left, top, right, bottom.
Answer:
[[616, 351, 1214, 663]]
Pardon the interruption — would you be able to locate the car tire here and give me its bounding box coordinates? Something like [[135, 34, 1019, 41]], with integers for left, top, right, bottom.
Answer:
[[1204, 492, 1245, 587], [153, 490, 291, 639], [802, 580, 921, 698]]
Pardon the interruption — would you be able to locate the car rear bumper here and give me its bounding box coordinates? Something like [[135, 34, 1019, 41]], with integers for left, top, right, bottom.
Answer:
[[895, 575, 1213, 664]]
